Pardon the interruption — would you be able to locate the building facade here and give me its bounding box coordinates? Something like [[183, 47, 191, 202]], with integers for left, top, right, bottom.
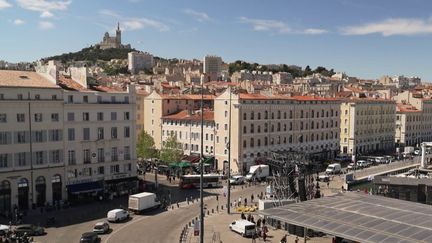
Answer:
[[0, 70, 137, 215], [203, 55, 222, 81], [128, 52, 154, 74], [340, 98, 396, 156]]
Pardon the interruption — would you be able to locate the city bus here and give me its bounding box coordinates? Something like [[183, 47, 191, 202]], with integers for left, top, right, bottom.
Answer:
[[179, 174, 222, 189]]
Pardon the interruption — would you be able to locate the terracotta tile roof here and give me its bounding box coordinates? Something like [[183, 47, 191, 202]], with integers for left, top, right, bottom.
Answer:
[[162, 110, 214, 121], [0, 70, 58, 88], [290, 95, 340, 101], [91, 85, 126, 93], [239, 93, 339, 101], [160, 94, 216, 100], [57, 75, 87, 91], [396, 103, 421, 113]]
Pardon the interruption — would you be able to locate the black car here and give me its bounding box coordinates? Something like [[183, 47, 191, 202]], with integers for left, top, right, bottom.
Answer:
[[80, 232, 100, 243]]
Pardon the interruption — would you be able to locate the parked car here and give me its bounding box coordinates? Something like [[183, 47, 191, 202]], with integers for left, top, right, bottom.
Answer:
[[0, 224, 10, 236], [14, 224, 45, 236], [229, 220, 256, 237], [375, 157, 387, 164], [80, 232, 100, 243], [357, 160, 368, 168], [326, 163, 341, 174], [92, 222, 110, 234], [347, 162, 356, 170], [229, 175, 245, 185], [318, 174, 330, 182], [107, 209, 129, 223]]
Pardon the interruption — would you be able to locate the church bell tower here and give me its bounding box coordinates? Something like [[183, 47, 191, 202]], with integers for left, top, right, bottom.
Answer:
[[116, 22, 121, 47]]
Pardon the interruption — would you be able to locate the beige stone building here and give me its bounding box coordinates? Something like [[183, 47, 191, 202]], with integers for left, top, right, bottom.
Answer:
[[394, 91, 432, 147], [0, 70, 137, 214], [340, 98, 396, 156]]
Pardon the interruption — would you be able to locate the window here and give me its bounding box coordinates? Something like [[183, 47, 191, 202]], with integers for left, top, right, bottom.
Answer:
[[0, 132, 10, 145], [52, 95, 57, 100], [68, 95, 73, 103], [82, 112, 89, 121], [83, 96, 88, 103], [224, 124, 228, 130], [0, 114, 7, 123], [83, 167, 92, 176], [67, 112, 75, 121], [111, 112, 117, 121], [68, 128, 75, 141], [17, 94, 23, 100], [83, 128, 90, 140], [124, 126, 130, 138], [34, 131, 44, 143], [17, 152, 26, 166], [124, 146, 130, 160], [97, 127, 104, 140], [16, 132, 26, 144], [251, 112, 254, 120], [97, 148, 104, 162], [50, 150, 60, 164], [83, 149, 91, 164], [111, 147, 118, 161], [35, 94, 40, 100], [51, 113, 59, 122], [68, 150, 76, 165], [225, 111, 228, 117], [17, 114, 25, 122], [35, 151, 43, 165], [265, 111, 268, 119], [97, 96, 102, 103], [243, 126, 247, 134], [111, 96, 116, 103], [124, 96, 129, 104], [34, 113, 42, 122], [98, 166, 105, 175], [111, 127, 118, 139], [49, 129, 61, 141], [250, 138, 254, 147], [97, 112, 104, 121], [110, 164, 120, 174], [124, 112, 130, 120], [0, 154, 8, 168]]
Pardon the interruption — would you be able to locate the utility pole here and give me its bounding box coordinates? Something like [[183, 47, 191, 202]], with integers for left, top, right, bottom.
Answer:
[[227, 87, 232, 214], [199, 77, 205, 243]]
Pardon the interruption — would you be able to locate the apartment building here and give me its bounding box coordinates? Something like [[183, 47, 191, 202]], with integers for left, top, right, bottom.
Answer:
[[128, 51, 154, 74], [203, 55, 222, 81], [161, 110, 215, 156], [0, 70, 136, 214], [214, 89, 342, 173], [142, 92, 215, 149], [340, 98, 396, 156], [394, 91, 432, 147]]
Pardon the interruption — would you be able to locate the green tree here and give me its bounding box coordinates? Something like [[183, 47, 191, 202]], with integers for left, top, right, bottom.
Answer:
[[159, 134, 183, 164], [137, 131, 158, 160]]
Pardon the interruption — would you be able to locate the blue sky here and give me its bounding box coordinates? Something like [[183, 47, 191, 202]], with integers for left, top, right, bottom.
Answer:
[[1, 0, 432, 80]]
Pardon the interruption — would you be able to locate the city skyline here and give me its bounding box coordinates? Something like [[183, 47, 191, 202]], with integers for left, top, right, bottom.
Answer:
[[1, 0, 432, 80]]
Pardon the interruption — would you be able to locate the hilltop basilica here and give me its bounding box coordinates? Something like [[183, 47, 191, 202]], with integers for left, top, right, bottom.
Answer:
[[97, 23, 131, 50]]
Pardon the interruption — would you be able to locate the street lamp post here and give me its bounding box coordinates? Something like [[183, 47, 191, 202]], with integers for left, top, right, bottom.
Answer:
[[199, 76, 205, 243], [227, 88, 232, 214]]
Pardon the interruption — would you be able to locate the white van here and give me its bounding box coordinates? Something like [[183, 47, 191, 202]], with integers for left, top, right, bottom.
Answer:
[[326, 163, 341, 174], [107, 209, 129, 222], [229, 220, 256, 237]]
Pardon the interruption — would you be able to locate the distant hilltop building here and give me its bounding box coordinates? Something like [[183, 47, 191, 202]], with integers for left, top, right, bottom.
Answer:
[[97, 23, 131, 50]]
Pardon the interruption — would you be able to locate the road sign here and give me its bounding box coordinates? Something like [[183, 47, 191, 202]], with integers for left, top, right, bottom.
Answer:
[[194, 220, 200, 236]]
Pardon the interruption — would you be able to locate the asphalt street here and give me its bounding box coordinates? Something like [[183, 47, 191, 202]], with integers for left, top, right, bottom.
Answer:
[[34, 174, 266, 243]]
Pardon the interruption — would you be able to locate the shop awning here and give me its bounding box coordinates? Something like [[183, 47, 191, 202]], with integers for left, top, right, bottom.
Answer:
[[67, 181, 103, 194], [105, 176, 138, 184]]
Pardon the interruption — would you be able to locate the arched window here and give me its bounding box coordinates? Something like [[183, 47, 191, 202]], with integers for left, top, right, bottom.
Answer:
[[257, 125, 261, 133], [271, 125, 274, 132], [250, 124, 254, 133], [277, 111, 281, 119], [243, 126, 247, 134], [284, 112, 287, 119], [298, 135, 303, 143], [258, 112, 261, 120], [250, 112, 254, 120], [250, 138, 254, 147], [289, 135, 293, 143], [311, 121, 314, 129], [277, 123, 281, 131], [289, 110, 293, 119], [271, 112, 274, 119], [264, 111, 268, 119], [283, 124, 287, 131], [243, 113, 247, 120], [257, 139, 261, 146], [243, 140, 247, 148], [36, 176, 45, 185], [265, 137, 268, 146]]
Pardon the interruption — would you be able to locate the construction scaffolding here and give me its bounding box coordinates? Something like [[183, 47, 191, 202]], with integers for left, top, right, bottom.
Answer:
[[265, 152, 321, 207]]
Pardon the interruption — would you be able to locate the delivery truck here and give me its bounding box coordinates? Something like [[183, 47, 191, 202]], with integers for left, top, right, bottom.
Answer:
[[128, 192, 160, 214], [245, 164, 270, 181]]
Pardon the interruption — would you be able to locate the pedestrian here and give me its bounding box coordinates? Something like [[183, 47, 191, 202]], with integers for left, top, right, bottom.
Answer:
[[250, 216, 255, 224], [241, 212, 246, 220], [238, 197, 242, 207], [280, 234, 288, 243], [327, 181, 330, 188], [295, 236, 299, 243], [262, 225, 268, 241], [244, 198, 247, 206], [251, 194, 254, 203], [251, 232, 257, 243], [256, 218, 261, 228], [247, 214, 251, 222], [262, 218, 266, 225]]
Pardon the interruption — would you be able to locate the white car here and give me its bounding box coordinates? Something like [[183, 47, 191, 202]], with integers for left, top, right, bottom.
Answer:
[[229, 175, 245, 185], [357, 160, 368, 168], [93, 222, 110, 234], [0, 224, 10, 236], [347, 162, 356, 170], [107, 209, 129, 223]]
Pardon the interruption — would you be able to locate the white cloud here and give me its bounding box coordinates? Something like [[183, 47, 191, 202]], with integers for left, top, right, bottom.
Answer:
[[99, 9, 120, 18], [239, 17, 291, 33], [39, 20, 54, 30], [303, 28, 328, 35], [14, 19, 25, 25], [0, 0, 12, 9], [239, 17, 327, 35], [40, 10, 54, 18], [16, 0, 71, 17], [341, 18, 432, 36], [123, 18, 169, 32], [183, 8, 211, 22]]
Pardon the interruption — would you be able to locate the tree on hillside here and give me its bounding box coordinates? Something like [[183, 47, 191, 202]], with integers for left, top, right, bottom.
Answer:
[[159, 134, 183, 164], [137, 131, 158, 160], [304, 65, 313, 77]]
